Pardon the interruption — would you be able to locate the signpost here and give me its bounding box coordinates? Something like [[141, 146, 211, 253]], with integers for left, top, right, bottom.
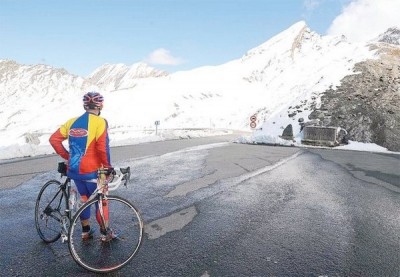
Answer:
[[250, 115, 257, 129], [154, 120, 160, 135]]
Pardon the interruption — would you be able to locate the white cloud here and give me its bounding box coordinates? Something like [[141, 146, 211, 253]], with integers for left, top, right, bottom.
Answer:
[[145, 48, 185, 66], [303, 0, 323, 10], [327, 0, 400, 42]]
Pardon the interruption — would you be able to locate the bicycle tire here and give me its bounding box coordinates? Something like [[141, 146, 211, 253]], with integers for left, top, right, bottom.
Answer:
[[35, 180, 67, 243], [68, 195, 144, 273]]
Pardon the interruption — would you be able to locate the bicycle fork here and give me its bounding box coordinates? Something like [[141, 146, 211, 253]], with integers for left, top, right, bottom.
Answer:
[[60, 184, 74, 243]]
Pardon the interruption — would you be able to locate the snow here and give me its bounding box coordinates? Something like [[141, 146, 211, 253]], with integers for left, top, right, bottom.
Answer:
[[334, 140, 393, 152], [0, 127, 396, 162], [236, 133, 396, 154], [0, 22, 398, 161]]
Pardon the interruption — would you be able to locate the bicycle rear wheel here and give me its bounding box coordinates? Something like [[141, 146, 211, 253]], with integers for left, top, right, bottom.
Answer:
[[68, 195, 144, 273], [35, 180, 67, 243]]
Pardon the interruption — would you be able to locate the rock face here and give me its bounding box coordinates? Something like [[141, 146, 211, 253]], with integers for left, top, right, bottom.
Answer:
[[376, 27, 400, 45], [309, 43, 400, 151], [281, 124, 294, 140]]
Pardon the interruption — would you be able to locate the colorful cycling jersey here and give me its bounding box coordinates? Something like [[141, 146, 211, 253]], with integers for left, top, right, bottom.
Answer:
[[49, 112, 111, 180]]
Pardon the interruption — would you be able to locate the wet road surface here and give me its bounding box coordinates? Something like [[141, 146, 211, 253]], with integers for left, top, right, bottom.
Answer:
[[0, 137, 399, 276]]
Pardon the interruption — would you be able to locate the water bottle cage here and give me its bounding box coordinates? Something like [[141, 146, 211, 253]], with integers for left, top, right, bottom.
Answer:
[[69, 188, 77, 211]]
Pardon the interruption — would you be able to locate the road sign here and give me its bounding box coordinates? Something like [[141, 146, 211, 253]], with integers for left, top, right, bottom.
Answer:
[[250, 115, 257, 129], [155, 120, 160, 135]]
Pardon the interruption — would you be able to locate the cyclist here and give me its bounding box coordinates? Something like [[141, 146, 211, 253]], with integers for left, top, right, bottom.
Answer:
[[49, 91, 116, 241]]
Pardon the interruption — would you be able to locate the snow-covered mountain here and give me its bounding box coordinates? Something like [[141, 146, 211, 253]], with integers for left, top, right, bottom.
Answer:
[[1, 21, 399, 159], [87, 62, 168, 92], [0, 60, 97, 146]]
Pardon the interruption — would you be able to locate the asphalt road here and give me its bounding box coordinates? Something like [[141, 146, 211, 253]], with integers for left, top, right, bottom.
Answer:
[[0, 135, 399, 276]]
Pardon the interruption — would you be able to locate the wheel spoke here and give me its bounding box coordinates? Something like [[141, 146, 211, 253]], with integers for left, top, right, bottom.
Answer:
[[68, 196, 143, 273], [35, 180, 66, 243]]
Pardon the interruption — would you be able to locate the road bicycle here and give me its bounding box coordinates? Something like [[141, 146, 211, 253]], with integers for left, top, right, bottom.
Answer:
[[35, 162, 144, 273]]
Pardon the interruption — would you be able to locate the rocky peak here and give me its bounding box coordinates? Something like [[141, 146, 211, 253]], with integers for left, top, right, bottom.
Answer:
[[375, 27, 400, 45], [242, 21, 312, 61], [87, 62, 168, 91], [0, 59, 90, 96], [124, 62, 168, 79]]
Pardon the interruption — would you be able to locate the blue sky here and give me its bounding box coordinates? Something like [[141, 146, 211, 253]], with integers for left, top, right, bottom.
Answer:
[[0, 0, 398, 76]]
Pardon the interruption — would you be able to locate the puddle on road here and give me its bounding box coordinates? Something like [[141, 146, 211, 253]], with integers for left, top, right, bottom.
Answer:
[[145, 206, 198, 239]]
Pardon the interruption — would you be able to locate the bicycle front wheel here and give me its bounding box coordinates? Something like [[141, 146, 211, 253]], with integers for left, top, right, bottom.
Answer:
[[35, 180, 67, 243], [68, 195, 144, 273]]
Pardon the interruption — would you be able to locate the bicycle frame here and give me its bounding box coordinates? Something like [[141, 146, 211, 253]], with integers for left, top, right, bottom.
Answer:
[[59, 166, 128, 242], [59, 178, 74, 242]]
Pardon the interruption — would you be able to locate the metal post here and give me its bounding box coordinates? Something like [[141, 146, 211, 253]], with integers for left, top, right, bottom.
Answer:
[[154, 120, 160, 135]]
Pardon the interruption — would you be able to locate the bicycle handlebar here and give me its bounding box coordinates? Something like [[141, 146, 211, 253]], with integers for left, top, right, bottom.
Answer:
[[106, 167, 131, 191], [57, 162, 131, 191]]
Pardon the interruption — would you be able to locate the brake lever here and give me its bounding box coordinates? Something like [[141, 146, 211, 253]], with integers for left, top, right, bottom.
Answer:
[[118, 166, 130, 187]]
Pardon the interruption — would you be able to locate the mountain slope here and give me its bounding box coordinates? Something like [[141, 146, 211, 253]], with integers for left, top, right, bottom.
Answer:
[[309, 41, 400, 151], [125, 21, 375, 135]]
